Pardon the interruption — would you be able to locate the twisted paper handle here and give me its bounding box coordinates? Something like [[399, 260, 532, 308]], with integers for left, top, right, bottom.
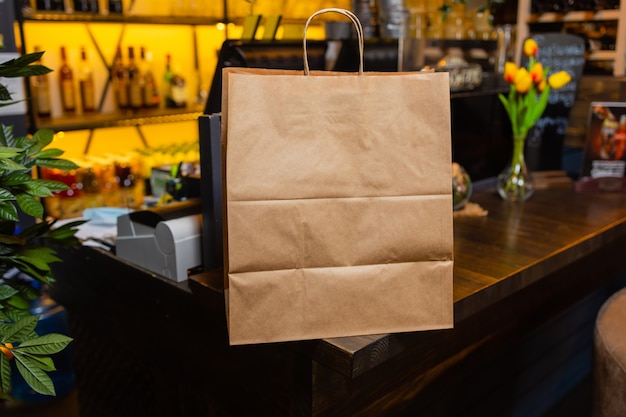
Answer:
[[303, 8, 364, 76]]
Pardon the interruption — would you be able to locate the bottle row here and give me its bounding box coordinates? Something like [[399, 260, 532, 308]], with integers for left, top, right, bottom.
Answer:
[[30, 0, 124, 14], [31, 45, 189, 119], [41, 139, 200, 218], [112, 46, 188, 112], [41, 158, 145, 219], [530, 0, 620, 14], [25, 0, 340, 18]]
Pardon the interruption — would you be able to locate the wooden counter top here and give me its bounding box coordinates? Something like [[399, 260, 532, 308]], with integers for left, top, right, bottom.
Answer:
[[300, 187, 626, 378], [50, 185, 626, 417]]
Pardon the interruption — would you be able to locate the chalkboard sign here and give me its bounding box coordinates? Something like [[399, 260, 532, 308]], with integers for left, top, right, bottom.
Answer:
[[521, 33, 586, 172]]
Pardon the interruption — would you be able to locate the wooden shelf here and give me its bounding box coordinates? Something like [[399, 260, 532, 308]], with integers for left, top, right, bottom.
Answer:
[[20, 10, 221, 25], [587, 50, 616, 61], [528, 9, 620, 23], [35, 108, 204, 132], [518, 0, 626, 76]]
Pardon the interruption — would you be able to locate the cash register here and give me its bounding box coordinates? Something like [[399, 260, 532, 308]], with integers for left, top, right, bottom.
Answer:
[[116, 199, 202, 282]]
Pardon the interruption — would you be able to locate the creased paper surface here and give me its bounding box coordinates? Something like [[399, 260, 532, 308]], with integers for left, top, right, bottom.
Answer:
[[223, 67, 454, 344]]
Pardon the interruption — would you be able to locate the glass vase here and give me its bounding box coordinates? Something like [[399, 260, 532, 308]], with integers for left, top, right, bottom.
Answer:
[[497, 134, 535, 202]]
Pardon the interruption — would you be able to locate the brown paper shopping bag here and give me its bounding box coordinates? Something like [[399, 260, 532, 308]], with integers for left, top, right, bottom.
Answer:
[[222, 8, 454, 345]]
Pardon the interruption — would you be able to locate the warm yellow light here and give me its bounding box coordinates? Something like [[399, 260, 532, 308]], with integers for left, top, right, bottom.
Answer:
[[216, 22, 226, 31]]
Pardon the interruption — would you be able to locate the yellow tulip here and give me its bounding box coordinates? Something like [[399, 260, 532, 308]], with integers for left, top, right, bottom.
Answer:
[[548, 71, 571, 89], [513, 67, 532, 94], [524, 38, 538, 57], [530, 62, 544, 83], [503, 62, 518, 83]]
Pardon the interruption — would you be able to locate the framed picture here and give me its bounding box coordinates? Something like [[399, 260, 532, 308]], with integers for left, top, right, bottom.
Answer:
[[581, 102, 626, 179]]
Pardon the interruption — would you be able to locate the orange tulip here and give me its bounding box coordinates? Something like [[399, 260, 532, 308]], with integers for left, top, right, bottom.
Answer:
[[524, 38, 538, 57], [548, 71, 571, 89], [530, 62, 544, 83], [503, 62, 518, 83], [513, 67, 532, 94]]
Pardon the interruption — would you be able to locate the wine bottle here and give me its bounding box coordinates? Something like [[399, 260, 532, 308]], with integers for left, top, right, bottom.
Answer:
[[127, 46, 143, 110], [73, 0, 98, 12], [108, 0, 123, 14], [78, 46, 96, 113], [36, 0, 65, 11], [32, 46, 52, 118], [140, 47, 160, 108], [112, 46, 129, 111], [163, 54, 187, 109], [59, 46, 76, 115]]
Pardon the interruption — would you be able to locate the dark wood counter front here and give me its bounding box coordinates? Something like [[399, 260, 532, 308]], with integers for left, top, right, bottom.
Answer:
[[50, 187, 626, 417]]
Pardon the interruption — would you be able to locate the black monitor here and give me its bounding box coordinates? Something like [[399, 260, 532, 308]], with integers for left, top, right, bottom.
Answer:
[[332, 38, 399, 72], [204, 39, 330, 115]]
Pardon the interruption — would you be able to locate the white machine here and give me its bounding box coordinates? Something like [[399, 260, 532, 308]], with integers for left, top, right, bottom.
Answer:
[[116, 200, 203, 282]]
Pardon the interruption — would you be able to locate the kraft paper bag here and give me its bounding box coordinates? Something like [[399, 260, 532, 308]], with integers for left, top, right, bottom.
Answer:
[[222, 9, 454, 345]]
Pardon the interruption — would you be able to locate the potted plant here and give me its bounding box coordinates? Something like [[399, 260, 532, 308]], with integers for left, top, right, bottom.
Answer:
[[0, 47, 83, 399]]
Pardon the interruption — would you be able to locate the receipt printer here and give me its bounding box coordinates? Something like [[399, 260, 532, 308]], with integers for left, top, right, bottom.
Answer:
[[116, 199, 202, 282]]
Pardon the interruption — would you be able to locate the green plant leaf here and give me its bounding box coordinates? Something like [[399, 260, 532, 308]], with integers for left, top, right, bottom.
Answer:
[[23, 181, 54, 198], [0, 52, 39, 71], [15, 333, 72, 355], [8, 259, 54, 286], [0, 232, 22, 245], [18, 247, 61, 269], [0, 158, 27, 172], [532, 84, 551, 122], [0, 315, 38, 344], [0, 202, 19, 221], [1, 172, 32, 186], [34, 148, 65, 159], [0, 310, 9, 322], [0, 188, 15, 200], [0, 285, 18, 301], [20, 352, 56, 371], [14, 354, 56, 396], [0, 124, 13, 147], [47, 227, 82, 240], [0, 354, 11, 396], [0, 147, 23, 159], [0, 85, 11, 102], [32, 179, 69, 192], [0, 51, 51, 78], [15, 193, 44, 218], [34, 157, 79, 171], [7, 294, 30, 310], [27, 129, 54, 154]]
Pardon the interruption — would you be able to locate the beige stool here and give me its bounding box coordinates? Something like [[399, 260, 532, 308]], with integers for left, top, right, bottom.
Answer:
[[594, 287, 626, 417]]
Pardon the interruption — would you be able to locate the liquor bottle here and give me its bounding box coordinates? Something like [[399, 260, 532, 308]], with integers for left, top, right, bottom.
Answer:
[[112, 46, 129, 111], [36, 0, 65, 11], [73, 0, 98, 12], [58, 46, 76, 115], [31, 46, 52, 118], [140, 47, 160, 108], [163, 54, 187, 109], [108, 0, 123, 14], [77, 46, 96, 113], [127, 46, 143, 110]]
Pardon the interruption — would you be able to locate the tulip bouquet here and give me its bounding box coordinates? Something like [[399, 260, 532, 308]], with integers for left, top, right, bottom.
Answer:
[[496, 38, 572, 201]]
